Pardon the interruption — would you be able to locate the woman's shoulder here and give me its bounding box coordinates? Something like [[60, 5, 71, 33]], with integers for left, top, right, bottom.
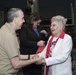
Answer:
[[64, 33, 72, 40]]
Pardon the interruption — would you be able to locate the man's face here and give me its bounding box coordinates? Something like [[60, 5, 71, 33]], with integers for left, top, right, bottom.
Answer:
[[15, 10, 25, 30]]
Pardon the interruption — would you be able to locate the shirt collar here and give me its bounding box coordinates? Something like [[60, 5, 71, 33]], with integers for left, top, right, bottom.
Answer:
[[59, 31, 65, 39], [5, 22, 16, 34], [52, 31, 65, 39]]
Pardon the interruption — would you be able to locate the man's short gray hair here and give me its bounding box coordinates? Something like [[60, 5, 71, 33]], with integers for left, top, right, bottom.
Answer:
[[51, 15, 67, 30], [7, 8, 22, 23]]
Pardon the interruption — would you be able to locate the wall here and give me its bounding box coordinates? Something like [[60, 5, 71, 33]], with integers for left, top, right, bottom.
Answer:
[[74, 0, 76, 25], [38, 0, 74, 19], [0, 0, 27, 11]]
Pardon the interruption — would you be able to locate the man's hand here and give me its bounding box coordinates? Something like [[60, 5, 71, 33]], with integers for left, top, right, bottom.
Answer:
[[36, 57, 45, 65], [30, 54, 46, 65]]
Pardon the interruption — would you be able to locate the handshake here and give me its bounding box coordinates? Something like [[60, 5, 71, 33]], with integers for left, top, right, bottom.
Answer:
[[30, 54, 45, 65]]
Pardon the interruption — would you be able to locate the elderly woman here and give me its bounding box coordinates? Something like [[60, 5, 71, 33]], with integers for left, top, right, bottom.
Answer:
[[37, 15, 73, 75]]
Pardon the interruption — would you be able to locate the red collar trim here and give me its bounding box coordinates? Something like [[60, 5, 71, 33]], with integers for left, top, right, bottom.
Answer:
[[51, 31, 65, 39], [59, 31, 65, 39]]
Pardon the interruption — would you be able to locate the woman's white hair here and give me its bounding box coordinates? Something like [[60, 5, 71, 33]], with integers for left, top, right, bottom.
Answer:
[[51, 15, 67, 31]]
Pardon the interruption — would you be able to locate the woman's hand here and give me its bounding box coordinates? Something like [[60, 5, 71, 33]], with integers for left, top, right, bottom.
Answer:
[[37, 40, 45, 46], [40, 30, 48, 36]]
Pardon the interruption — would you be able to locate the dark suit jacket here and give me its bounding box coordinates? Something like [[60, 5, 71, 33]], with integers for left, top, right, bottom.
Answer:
[[19, 24, 47, 75], [19, 24, 47, 54]]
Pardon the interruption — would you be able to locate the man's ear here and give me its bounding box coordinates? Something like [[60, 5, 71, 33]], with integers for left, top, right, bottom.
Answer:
[[13, 17, 18, 24]]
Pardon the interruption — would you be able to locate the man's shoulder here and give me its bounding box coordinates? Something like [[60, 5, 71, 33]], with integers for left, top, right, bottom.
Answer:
[[0, 25, 13, 38]]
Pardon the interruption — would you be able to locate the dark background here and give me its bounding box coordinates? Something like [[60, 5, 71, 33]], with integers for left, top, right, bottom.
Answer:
[[39, 0, 74, 19], [0, 0, 27, 12], [0, 0, 74, 19]]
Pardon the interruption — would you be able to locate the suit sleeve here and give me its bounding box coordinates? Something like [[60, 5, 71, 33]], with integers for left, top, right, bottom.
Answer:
[[19, 27, 38, 48]]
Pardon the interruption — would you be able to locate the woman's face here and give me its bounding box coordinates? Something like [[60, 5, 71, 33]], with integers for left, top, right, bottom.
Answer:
[[50, 21, 62, 37], [33, 19, 41, 29]]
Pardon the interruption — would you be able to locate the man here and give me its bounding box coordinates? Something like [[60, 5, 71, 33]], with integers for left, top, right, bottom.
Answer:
[[0, 8, 42, 75]]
